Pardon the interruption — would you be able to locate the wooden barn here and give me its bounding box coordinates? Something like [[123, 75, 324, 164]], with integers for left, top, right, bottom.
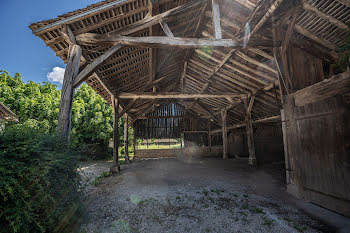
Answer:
[[30, 0, 350, 217]]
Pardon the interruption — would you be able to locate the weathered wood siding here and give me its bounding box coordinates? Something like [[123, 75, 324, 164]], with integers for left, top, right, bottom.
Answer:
[[283, 74, 350, 217], [288, 46, 324, 91]]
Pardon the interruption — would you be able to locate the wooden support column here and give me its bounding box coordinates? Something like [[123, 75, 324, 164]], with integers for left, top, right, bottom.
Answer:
[[133, 125, 137, 158], [111, 96, 120, 173], [208, 119, 212, 152], [221, 110, 228, 159], [57, 44, 82, 141], [280, 108, 290, 184], [245, 98, 257, 166], [124, 113, 129, 163]]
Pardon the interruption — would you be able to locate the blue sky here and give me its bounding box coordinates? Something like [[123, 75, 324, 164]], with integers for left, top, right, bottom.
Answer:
[[0, 0, 101, 87]]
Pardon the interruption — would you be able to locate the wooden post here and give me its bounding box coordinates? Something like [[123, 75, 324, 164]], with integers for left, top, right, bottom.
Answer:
[[281, 109, 290, 184], [133, 125, 137, 159], [111, 96, 120, 173], [208, 119, 212, 152], [221, 110, 228, 159], [124, 113, 129, 163], [245, 98, 257, 166], [57, 44, 82, 141]]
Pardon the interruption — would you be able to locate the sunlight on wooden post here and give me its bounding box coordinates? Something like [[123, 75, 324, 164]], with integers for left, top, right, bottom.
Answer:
[[57, 44, 82, 142]]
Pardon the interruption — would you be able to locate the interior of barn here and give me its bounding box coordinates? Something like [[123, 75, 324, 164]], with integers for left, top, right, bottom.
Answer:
[[30, 0, 350, 222]]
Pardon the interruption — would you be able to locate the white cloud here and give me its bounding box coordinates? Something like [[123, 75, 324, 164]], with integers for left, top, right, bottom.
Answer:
[[47, 67, 65, 84]]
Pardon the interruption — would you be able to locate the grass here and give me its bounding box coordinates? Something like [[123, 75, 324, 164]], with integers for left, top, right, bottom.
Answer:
[[91, 171, 112, 186], [137, 143, 181, 150]]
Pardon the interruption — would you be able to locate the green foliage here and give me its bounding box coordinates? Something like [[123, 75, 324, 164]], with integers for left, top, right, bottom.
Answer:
[[0, 123, 84, 233], [0, 70, 127, 157]]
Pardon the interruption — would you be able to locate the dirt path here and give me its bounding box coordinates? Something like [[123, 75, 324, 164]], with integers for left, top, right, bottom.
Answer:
[[79, 158, 333, 233]]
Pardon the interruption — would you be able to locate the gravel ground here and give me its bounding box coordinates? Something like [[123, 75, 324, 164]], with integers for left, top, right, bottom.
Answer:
[[79, 157, 333, 233]]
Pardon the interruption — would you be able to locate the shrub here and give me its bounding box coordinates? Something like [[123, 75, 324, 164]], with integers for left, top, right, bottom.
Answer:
[[0, 123, 84, 233]]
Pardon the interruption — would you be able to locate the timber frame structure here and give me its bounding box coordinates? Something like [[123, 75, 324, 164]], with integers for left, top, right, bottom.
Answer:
[[31, 0, 350, 216]]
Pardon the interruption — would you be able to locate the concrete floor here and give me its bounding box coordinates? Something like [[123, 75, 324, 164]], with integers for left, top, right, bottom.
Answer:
[[79, 157, 347, 233]]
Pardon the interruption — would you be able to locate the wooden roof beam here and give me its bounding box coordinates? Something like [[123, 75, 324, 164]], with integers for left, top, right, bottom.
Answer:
[[76, 34, 278, 49], [118, 92, 247, 99]]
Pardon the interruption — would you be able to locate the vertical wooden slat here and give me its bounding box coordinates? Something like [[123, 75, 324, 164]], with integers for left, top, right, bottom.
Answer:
[[57, 44, 82, 141]]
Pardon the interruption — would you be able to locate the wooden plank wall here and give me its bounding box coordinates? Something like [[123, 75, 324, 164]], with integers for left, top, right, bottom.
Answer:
[[288, 46, 324, 91], [284, 88, 350, 217], [134, 118, 181, 139], [181, 117, 209, 147], [254, 124, 284, 163], [225, 125, 284, 161]]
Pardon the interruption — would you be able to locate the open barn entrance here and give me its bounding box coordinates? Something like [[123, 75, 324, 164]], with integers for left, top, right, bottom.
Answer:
[[29, 0, 350, 230]]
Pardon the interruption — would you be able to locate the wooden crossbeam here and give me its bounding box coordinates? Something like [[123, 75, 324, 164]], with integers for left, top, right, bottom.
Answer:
[[76, 34, 278, 49], [211, 115, 281, 134], [73, 43, 124, 88], [118, 92, 246, 99]]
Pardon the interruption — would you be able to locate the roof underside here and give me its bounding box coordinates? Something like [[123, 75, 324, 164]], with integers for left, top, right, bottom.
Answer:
[[29, 0, 350, 129]]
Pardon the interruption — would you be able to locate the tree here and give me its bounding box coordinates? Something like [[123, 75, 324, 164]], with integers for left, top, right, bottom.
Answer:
[[0, 70, 124, 156]]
